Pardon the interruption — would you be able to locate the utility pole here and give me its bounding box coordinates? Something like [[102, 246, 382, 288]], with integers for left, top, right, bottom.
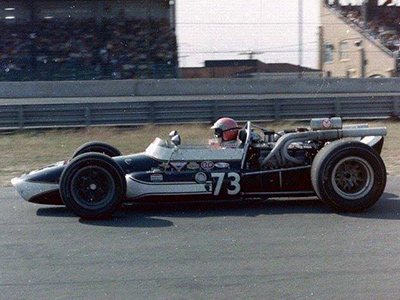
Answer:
[[361, 47, 366, 78], [318, 26, 323, 71], [169, 0, 176, 30], [298, 0, 303, 78], [355, 40, 366, 78]]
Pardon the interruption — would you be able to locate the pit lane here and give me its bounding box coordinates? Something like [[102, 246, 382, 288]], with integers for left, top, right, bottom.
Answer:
[[1, 176, 400, 299]]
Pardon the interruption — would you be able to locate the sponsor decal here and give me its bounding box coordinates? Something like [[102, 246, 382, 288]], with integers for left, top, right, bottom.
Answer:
[[221, 141, 240, 148], [322, 119, 333, 129], [170, 162, 188, 171], [215, 162, 230, 169], [124, 158, 132, 165], [150, 173, 163, 182], [186, 162, 200, 170], [195, 172, 207, 184], [201, 161, 215, 170]]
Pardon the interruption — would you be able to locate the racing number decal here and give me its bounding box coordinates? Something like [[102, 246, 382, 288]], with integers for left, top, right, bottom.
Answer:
[[211, 173, 224, 196], [211, 172, 241, 196], [227, 172, 241, 195]]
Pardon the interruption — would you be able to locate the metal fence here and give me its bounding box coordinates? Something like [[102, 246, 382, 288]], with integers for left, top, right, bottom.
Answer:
[[1, 93, 398, 130]]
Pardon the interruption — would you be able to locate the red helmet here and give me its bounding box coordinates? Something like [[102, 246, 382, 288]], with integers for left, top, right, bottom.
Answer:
[[211, 117, 239, 141]]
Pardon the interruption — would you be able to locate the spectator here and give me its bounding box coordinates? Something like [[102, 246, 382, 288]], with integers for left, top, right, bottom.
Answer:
[[331, 4, 400, 55], [0, 18, 177, 80]]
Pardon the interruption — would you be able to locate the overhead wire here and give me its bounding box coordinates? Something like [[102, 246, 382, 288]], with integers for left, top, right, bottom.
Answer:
[[176, 22, 364, 26], [177, 7, 400, 58], [180, 49, 392, 54]]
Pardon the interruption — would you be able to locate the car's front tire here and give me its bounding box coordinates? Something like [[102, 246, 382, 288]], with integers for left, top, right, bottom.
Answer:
[[60, 153, 126, 219], [311, 140, 386, 212], [72, 141, 121, 158]]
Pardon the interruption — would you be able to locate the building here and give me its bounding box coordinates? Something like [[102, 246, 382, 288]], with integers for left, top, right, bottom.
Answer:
[[181, 60, 321, 79], [321, 1, 398, 78]]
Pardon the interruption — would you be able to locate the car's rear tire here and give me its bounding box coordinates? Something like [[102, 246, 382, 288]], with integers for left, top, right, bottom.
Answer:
[[72, 141, 121, 158], [311, 140, 386, 212], [60, 153, 126, 219]]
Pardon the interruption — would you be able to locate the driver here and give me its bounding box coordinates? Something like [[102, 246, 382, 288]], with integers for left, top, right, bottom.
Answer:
[[210, 117, 241, 148]]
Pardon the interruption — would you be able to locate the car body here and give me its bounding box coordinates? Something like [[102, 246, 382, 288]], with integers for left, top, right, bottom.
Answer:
[[12, 118, 387, 219]]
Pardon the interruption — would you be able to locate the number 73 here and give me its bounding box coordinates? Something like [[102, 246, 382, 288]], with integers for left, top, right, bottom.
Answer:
[[211, 172, 241, 196]]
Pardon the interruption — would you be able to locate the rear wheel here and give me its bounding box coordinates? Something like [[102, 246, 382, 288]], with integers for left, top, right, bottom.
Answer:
[[60, 153, 126, 219], [72, 141, 121, 158], [311, 140, 386, 212]]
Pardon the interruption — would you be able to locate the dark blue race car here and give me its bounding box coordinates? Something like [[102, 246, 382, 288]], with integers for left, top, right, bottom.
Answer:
[[12, 118, 387, 219]]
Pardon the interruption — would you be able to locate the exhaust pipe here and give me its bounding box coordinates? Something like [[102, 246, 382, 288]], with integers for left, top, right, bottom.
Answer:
[[262, 127, 387, 167]]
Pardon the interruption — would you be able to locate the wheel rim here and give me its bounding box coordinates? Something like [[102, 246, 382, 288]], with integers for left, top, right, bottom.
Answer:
[[71, 166, 116, 209], [331, 156, 374, 200]]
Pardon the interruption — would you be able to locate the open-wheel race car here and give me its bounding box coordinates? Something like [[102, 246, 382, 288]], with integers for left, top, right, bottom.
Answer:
[[12, 117, 387, 219]]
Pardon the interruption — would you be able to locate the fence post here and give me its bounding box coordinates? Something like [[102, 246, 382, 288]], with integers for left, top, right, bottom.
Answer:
[[85, 106, 91, 127], [212, 100, 218, 122], [334, 99, 341, 117], [149, 101, 156, 124], [393, 97, 399, 117], [18, 105, 24, 130], [274, 101, 280, 121]]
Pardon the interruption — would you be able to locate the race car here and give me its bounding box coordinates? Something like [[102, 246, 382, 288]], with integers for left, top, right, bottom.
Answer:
[[12, 117, 387, 219]]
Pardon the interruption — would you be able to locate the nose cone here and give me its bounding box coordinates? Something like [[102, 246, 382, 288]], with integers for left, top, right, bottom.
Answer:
[[11, 161, 65, 203], [11, 176, 59, 202]]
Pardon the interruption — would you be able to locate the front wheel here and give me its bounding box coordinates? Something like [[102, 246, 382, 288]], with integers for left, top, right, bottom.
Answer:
[[60, 153, 126, 219], [311, 140, 386, 212], [72, 141, 121, 158]]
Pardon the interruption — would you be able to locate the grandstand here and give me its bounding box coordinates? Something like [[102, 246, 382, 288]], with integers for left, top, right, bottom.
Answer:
[[0, 0, 177, 81], [328, 1, 400, 54], [322, 0, 400, 78]]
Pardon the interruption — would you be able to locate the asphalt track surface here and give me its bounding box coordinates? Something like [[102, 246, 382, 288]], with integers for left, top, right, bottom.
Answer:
[[2, 177, 400, 299]]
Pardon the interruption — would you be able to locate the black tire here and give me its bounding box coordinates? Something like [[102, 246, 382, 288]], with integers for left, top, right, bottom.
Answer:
[[60, 153, 126, 219], [311, 140, 386, 212], [72, 141, 121, 158]]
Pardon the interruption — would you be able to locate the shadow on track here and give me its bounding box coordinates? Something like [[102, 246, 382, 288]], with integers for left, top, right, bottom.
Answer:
[[36, 197, 331, 228], [83, 198, 334, 227], [35, 191, 400, 227], [36, 207, 174, 228], [36, 207, 74, 217], [341, 192, 400, 220]]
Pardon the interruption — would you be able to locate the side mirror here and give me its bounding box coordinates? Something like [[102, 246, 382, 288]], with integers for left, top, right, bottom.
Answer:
[[171, 134, 181, 146], [169, 130, 178, 138]]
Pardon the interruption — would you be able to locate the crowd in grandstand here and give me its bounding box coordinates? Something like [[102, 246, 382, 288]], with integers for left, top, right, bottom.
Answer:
[[0, 18, 177, 80], [329, 4, 400, 55]]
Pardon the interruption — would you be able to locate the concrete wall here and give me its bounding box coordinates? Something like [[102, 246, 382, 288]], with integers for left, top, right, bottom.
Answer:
[[321, 5, 396, 78], [3, 77, 400, 100]]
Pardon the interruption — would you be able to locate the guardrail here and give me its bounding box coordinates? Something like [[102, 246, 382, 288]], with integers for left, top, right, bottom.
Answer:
[[1, 93, 398, 130]]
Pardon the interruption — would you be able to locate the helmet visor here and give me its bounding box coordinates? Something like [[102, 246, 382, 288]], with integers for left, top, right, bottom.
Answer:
[[214, 128, 223, 138]]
